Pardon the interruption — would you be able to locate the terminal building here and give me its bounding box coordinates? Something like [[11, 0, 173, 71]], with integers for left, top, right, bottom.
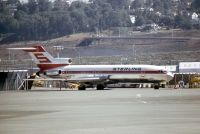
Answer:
[[161, 62, 200, 74], [179, 62, 200, 73], [164, 62, 200, 88]]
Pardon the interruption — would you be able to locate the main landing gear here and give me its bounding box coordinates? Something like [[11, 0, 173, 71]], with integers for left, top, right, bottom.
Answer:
[[78, 85, 86, 90], [96, 84, 105, 90], [154, 83, 160, 90], [78, 84, 105, 90]]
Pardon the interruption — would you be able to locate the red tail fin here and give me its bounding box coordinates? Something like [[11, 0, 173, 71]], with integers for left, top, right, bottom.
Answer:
[[8, 45, 72, 71]]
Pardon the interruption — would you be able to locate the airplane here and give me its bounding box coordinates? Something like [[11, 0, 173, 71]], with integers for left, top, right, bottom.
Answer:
[[8, 45, 174, 90]]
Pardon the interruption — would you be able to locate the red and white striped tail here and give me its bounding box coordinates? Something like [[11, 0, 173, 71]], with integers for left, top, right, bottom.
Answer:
[[8, 45, 72, 71]]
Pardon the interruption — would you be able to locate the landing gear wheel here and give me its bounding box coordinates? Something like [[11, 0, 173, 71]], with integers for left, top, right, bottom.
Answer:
[[154, 84, 160, 90], [97, 84, 105, 90], [161, 84, 165, 88], [78, 85, 86, 90]]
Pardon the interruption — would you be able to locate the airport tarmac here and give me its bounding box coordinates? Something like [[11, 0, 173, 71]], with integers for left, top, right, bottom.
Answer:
[[1, 88, 200, 134]]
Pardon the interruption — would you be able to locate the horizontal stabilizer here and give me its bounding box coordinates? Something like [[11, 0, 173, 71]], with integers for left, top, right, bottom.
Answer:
[[8, 47, 36, 50]]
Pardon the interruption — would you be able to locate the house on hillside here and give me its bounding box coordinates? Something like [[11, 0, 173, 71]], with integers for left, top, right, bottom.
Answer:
[[66, 0, 90, 5], [129, 15, 136, 24], [191, 12, 200, 24], [0, 0, 18, 16]]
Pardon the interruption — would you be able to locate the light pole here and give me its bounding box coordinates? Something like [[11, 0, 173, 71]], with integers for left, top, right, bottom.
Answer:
[[132, 43, 136, 61], [171, 29, 174, 41], [73, 48, 81, 64], [64, 47, 81, 64], [53, 46, 64, 58], [118, 27, 121, 37]]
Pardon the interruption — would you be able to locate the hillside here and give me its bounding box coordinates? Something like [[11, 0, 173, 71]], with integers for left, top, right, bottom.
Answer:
[[0, 30, 200, 69], [1, 0, 200, 43]]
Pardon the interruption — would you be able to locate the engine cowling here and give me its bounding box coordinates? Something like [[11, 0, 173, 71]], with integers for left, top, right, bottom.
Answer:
[[43, 70, 61, 76], [54, 58, 72, 64]]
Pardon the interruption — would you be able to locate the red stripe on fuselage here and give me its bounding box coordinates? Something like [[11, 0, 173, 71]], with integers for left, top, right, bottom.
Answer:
[[61, 70, 166, 74], [38, 64, 69, 71]]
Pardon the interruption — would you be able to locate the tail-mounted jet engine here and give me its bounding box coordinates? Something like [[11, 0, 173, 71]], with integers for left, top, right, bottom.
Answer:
[[43, 70, 62, 76]]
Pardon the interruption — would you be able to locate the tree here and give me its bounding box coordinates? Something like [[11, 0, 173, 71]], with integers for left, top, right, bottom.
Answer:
[[27, 0, 38, 14], [130, 0, 144, 9], [0, 0, 197, 43], [69, 1, 87, 11], [135, 16, 146, 26], [0, 14, 18, 33], [174, 15, 192, 29], [84, 5, 99, 31], [49, 12, 73, 36], [37, 0, 52, 12], [191, 0, 200, 13], [70, 10, 88, 32], [17, 2, 29, 13], [100, 2, 112, 30], [7, 0, 20, 5], [106, 10, 131, 27], [107, 10, 122, 27], [107, 0, 130, 9], [53, 0, 69, 11], [163, 0, 172, 15], [153, 0, 163, 12], [33, 14, 49, 39], [68, 1, 90, 32], [145, 0, 153, 7]]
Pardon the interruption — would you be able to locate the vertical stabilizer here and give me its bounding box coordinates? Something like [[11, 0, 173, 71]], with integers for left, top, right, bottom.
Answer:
[[8, 46, 72, 71]]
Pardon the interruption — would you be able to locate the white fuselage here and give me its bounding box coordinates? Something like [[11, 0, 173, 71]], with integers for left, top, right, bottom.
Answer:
[[53, 64, 173, 83]]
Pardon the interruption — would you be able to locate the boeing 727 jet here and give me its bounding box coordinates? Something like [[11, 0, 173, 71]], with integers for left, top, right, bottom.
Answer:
[[9, 46, 173, 90]]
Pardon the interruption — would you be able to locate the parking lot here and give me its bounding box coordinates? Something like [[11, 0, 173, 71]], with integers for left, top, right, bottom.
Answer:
[[1, 88, 200, 134]]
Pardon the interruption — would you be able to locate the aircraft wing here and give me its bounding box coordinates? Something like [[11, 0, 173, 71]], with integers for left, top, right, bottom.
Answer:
[[65, 75, 110, 83]]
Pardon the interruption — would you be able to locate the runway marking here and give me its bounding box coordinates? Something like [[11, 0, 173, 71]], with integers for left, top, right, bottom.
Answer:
[[136, 94, 142, 98], [135, 94, 147, 104], [141, 101, 147, 104], [0, 115, 12, 117]]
